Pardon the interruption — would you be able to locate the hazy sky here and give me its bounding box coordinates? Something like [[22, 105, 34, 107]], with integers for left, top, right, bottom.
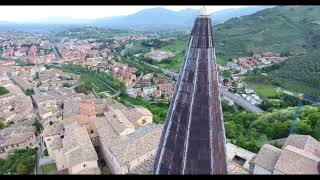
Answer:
[[0, 6, 247, 22]]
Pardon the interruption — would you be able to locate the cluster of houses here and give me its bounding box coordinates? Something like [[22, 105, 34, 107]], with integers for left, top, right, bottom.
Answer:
[[128, 73, 175, 101], [0, 72, 36, 159], [29, 67, 162, 174], [56, 38, 110, 62], [0, 32, 56, 64], [226, 52, 288, 73]]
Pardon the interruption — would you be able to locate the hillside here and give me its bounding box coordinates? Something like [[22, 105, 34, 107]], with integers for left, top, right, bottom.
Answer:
[[267, 50, 320, 97], [92, 7, 271, 30], [213, 6, 320, 96], [213, 6, 320, 60], [155, 6, 320, 95], [211, 6, 273, 25]]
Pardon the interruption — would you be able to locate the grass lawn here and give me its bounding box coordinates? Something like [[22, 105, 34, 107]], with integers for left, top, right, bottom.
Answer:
[[101, 167, 110, 175], [157, 52, 184, 73], [80, 75, 114, 95], [0, 86, 9, 96], [247, 82, 278, 98], [160, 38, 187, 52], [41, 163, 57, 174]]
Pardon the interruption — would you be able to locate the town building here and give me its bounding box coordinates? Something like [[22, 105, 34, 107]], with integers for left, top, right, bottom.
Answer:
[[253, 134, 320, 174], [94, 115, 163, 174], [0, 123, 37, 159]]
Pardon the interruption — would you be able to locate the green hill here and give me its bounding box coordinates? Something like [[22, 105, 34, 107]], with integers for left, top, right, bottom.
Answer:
[[213, 6, 320, 60], [213, 6, 320, 96], [267, 50, 320, 97]]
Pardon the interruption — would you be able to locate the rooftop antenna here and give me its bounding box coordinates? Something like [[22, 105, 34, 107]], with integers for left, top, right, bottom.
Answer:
[[200, 6, 208, 16]]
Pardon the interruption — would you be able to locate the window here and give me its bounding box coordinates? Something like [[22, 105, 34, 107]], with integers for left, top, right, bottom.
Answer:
[[141, 119, 146, 125]]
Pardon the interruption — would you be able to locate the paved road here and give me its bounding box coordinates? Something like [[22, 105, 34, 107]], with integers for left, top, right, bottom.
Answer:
[[138, 59, 264, 113], [51, 43, 62, 61], [140, 60, 178, 78], [219, 88, 264, 113]]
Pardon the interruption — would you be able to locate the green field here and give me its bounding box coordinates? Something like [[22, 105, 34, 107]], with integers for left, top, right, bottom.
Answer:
[[41, 163, 57, 174], [80, 75, 114, 96], [247, 82, 278, 98], [52, 65, 126, 96], [160, 37, 188, 52]]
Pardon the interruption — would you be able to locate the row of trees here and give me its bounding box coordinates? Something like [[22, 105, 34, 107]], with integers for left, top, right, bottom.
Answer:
[[141, 39, 174, 48]]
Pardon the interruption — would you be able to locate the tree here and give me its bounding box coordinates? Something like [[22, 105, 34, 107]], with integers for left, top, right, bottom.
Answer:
[[44, 149, 49, 156], [223, 71, 231, 78], [32, 119, 43, 135], [0, 121, 6, 129], [0, 86, 9, 96], [25, 89, 34, 96]]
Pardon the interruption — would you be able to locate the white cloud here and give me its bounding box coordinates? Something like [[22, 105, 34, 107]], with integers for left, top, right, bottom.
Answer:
[[0, 6, 247, 22]]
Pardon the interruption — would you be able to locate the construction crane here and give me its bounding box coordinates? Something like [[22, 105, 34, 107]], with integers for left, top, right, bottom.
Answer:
[[276, 87, 320, 134]]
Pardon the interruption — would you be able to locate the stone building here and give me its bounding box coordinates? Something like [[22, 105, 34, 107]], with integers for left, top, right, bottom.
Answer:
[[93, 107, 162, 174], [253, 135, 320, 174], [0, 123, 37, 158]]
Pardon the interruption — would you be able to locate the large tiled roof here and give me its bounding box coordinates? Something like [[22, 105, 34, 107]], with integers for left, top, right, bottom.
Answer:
[[104, 109, 135, 136], [94, 116, 163, 166], [274, 145, 320, 174], [111, 124, 162, 166], [77, 167, 101, 174], [254, 144, 282, 172], [284, 135, 320, 158], [43, 123, 63, 137], [129, 155, 155, 174], [0, 123, 35, 147], [63, 124, 98, 168], [51, 137, 63, 150], [121, 106, 153, 128]]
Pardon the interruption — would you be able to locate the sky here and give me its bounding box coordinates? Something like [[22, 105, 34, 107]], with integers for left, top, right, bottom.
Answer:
[[0, 6, 247, 22]]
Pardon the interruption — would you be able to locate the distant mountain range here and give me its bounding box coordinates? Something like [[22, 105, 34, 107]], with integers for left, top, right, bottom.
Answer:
[[0, 6, 273, 31]]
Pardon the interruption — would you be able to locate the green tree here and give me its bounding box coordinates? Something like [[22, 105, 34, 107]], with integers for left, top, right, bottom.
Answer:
[[25, 89, 34, 96], [32, 119, 43, 135], [0, 121, 6, 129], [0, 86, 9, 96]]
